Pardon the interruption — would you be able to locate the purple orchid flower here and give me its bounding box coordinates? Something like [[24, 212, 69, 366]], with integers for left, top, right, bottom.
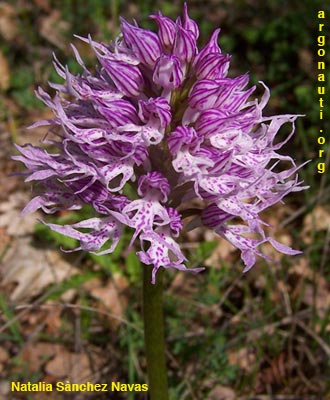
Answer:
[[14, 4, 307, 283]]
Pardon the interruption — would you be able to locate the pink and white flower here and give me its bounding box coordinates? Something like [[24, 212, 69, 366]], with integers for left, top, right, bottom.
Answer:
[[14, 4, 307, 282]]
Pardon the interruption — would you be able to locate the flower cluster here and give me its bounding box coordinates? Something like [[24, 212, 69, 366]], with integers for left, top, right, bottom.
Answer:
[[14, 5, 306, 282]]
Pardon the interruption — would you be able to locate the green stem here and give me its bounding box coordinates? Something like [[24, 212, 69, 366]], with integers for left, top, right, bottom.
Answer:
[[143, 266, 169, 400]]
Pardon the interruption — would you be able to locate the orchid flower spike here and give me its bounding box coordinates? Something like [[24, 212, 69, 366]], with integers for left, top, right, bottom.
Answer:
[[14, 4, 307, 283]]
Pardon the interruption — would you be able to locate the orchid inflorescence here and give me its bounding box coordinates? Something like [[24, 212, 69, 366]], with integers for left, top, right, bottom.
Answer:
[[14, 4, 306, 283]]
